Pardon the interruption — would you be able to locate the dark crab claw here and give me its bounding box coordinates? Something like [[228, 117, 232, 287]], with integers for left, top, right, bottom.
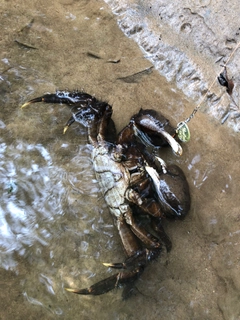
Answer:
[[131, 109, 183, 156], [65, 274, 120, 296], [21, 94, 77, 134], [21, 93, 70, 108], [21, 96, 46, 108], [157, 130, 182, 156], [65, 268, 143, 298], [63, 116, 75, 134], [21, 91, 96, 109]]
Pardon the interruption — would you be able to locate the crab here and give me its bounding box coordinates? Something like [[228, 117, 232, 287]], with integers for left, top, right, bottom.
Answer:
[[22, 90, 191, 299]]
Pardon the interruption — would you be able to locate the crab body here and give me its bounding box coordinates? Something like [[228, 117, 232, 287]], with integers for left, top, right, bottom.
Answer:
[[22, 90, 191, 298], [92, 143, 130, 219]]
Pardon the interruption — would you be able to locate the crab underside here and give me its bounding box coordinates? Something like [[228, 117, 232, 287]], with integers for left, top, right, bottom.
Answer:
[[22, 90, 191, 299]]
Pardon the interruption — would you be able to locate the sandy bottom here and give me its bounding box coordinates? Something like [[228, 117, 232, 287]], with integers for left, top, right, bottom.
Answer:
[[0, 1, 240, 319]]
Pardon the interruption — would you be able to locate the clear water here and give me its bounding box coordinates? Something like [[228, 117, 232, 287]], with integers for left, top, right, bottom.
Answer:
[[0, 1, 240, 319]]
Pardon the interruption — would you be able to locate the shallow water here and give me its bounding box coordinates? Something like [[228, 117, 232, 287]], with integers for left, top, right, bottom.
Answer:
[[1, 1, 240, 319]]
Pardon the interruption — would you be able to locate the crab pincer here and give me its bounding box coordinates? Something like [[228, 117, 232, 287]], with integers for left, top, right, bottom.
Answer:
[[21, 90, 190, 298]]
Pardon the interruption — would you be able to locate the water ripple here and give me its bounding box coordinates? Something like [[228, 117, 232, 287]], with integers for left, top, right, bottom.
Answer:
[[0, 140, 67, 270]]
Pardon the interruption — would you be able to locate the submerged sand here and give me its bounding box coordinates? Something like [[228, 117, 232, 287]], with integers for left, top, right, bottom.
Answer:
[[0, 1, 240, 319]]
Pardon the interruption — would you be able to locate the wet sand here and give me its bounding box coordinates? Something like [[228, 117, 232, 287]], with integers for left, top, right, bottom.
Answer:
[[105, 0, 240, 132], [0, 1, 240, 319]]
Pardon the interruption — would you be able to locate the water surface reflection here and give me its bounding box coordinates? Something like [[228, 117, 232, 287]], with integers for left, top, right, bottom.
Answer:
[[0, 142, 65, 268]]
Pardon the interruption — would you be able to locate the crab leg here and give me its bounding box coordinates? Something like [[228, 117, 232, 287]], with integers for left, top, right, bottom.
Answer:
[[66, 268, 143, 297], [21, 91, 95, 108], [21, 91, 95, 133], [65, 221, 142, 298], [65, 220, 160, 299], [126, 188, 163, 218], [103, 247, 161, 270], [21, 91, 113, 139], [151, 217, 172, 252]]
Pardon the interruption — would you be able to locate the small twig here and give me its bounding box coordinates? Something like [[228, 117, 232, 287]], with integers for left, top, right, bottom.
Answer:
[[86, 51, 102, 59], [117, 66, 153, 83], [18, 18, 34, 34], [14, 39, 37, 50]]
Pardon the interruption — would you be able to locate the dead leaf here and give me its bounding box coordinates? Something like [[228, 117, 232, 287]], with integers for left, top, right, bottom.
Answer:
[[217, 66, 234, 95]]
